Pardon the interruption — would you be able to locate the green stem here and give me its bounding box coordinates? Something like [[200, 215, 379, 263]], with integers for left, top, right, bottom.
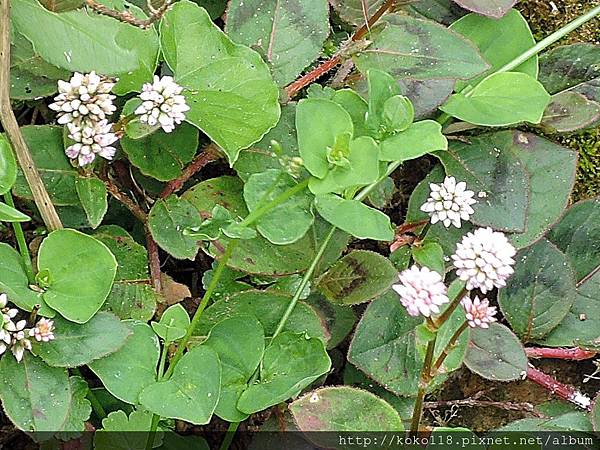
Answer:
[[145, 342, 171, 450], [72, 368, 106, 420], [3, 192, 34, 283], [431, 321, 469, 374], [219, 421, 240, 450], [497, 6, 600, 74], [272, 226, 337, 339], [409, 335, 437, 435], [432, 286, 468, 329], [355, 161, 401, 202], [437, 5, 600, 127]]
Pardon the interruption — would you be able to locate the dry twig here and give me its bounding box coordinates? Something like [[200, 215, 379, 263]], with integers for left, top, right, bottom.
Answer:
[[84, 0, 171, 29]]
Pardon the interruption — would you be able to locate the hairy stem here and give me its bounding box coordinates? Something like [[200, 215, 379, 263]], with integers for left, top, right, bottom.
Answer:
[[431, 321, 469, 374], [3, 192, 34, 283], [160, 144, 220, 198], [0, 0, 62, 231], [526, 364, 592, 410], [525, 347, 597, 361]]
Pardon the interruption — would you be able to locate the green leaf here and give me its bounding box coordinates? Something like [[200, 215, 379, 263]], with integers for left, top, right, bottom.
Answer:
[[151, 304, 190, 342], [0, 201, 30, 222], [120, 123, 199, 181], [94, 409, 163, 450], [94, 226, 157, 321], [434, 136, 530, 232], [542, 198, 600, 349], [365, 69, 403, 134], [464, 323, 527, 381], [244, 169, 314, 244], [0, 243, 50, 315], [367, 176, 395, 209], [183, 176, 347, 275], [379, 120, 447, 162], [225, 0, 329, 86], [398, 78, 456, 119], [148, 196, 203, 260], [34, 312, 131, 368], [541, 91, 600, 133], [57, 376, 92, 434], [195, 290, 329, 343], [405, 0, 466, 27], [12, 0, 139, 75], [13, 126, 78, 206], [305, 294, 356, 350], [38, 229, 117, 323], [412, 241, 444, 275], [353, 14, 490, 81], [75, 176, 108, 229], [440, 72, 551, 127], [314, 194, 394, 241], [160, 0, 280, 165], [296, 98, 354, 179], [332, 89, 370, 137], [203, 315, 265, 422], [316, 250, 397, 305], [0, 135, 17, 194], [290, 387, 403, 434], [449, 9, 537, 92], [451, 0, 515, 18], [139, 346, 221, 425], [0, 353, 71, 432], [499, 239, 576, 341], [237, 332, 331, 414], [89, 321, 160, 404], [331, 0, 384, 26], [539, 43, 600, 94], [308, 136, 380, 195], [234, 104, 301, 181]]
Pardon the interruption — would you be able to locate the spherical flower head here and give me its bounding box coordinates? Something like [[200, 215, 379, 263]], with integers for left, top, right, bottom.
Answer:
[[420, 176, 477, 228], [49, 71, 116, 127], [392, 265, 449, 317], [134, 75, 190, 133], [65, 119, 118, 167], [462, 295, 497, 328], [29, 318, 55, 342], [452, 227, 516, 293]]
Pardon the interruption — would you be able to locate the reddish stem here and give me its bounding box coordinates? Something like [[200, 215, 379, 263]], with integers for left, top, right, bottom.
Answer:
[[146, 228, 162, 294], [160, 144, 220, 199], [526, 347, 597, 361], [283, 0, 397, 99], [526, 364, 592, 410]]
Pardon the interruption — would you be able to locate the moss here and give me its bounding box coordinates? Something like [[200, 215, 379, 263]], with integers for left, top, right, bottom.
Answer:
[[517, 0, 600, 201]]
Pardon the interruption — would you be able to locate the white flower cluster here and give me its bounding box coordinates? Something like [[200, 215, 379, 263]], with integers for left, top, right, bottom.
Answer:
[[50, 72, 118, 167], [392, 266, 449, 317], [421, 176, 477, 228], [51, 73, 189, 166], [134, 75, 190, 133], [0, 294, 55, 362], [452, 227, 516, 293], [461, 295, 497, 328]]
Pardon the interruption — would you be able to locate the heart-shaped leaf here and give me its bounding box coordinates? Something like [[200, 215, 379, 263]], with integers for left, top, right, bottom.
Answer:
[[34, 312, 131, 368], [237, 332, 331, 414], [0, 353, 71, 432], [464, 323, 527, 381], [539, 43, 600, 94], [94, 409, 163, 450], [226, 0, 329, 86], [541, 91, 600, 133], [203, 315, 265, 422], [151, 304, 190, 342], [38, 229, 117, 323], [89, 321, 160, 404], [499, 239, 576, 341], [160, 0, 280, 165], [317, 250, 397, 305], [354, 14, 490, 81], [139, 346, 221, 425]]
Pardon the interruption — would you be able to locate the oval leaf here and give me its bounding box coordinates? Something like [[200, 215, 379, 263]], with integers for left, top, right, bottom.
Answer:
[[0, 135, 17, 195], [317, 250, 397, 305], [75, 176, 108, 229], [464, 322, 527, 381]]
